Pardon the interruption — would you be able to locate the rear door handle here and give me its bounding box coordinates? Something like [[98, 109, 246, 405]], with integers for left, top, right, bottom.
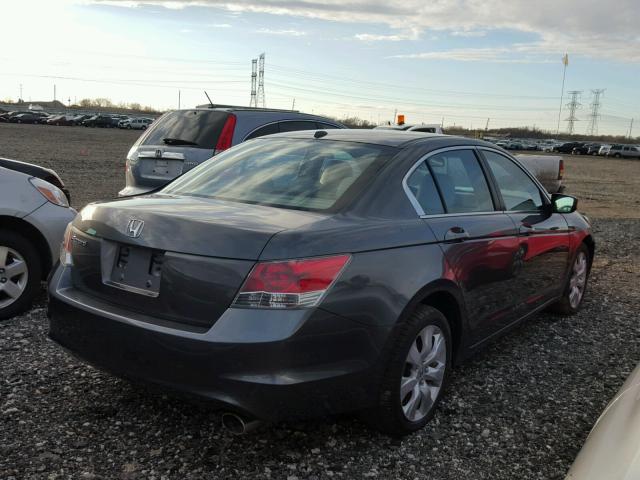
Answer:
[[444, 226, 470, 242], [519, 224, 534, 236]]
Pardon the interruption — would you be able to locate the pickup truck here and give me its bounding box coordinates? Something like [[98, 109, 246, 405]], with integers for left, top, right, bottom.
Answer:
[[516, 154, 564, 193]]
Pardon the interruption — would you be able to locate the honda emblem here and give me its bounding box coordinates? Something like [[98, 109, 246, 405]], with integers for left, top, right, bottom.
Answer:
[[126, 219, 144, 238]]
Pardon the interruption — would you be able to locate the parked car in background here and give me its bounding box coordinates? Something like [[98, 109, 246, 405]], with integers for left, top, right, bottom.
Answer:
[[49, 130, 593, 435], [514, 154, 564, 193], [128, 118, 152, 130], [118, 118, 131, 129], [0, 161, 76, 319], [119, 105, 345, 196], [598, 145, 613, 156], [586, 144, 602, 155], [70, 114, 92, 125], [82, 115, 116, 128], [9, 113, 42, 124], [46, 115, 75, 126], [607, 145, 640, 159], [566, 362, 640, 479], [554, 142, 583, 154]]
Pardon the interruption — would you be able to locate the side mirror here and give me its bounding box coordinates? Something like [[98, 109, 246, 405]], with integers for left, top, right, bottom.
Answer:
[[551, 193, 578, 214]]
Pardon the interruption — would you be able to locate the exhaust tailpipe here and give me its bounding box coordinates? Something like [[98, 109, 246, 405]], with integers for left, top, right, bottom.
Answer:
[[221, 412, 263, 435]]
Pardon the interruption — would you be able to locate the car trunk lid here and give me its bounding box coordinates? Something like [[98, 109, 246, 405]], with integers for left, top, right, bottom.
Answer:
[[69, 195, 323, 329]]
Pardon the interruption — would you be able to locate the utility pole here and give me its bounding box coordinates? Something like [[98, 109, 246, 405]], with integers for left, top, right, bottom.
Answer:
[[556, 53, 569, 135], [291, 98, 295, 110], [249, 58, 257, 107], [565, 90, 582, 135], [484, 117, 490, 132], [256, 53, 266, 108], [629, 118, 634, 139], [586, 89, 605, 136], [53, 84, 56, 102], [19, 83, 23, 101], [178, 90, 181, 109]]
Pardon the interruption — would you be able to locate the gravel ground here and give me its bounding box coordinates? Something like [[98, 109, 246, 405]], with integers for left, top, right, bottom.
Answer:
[[1, 123, 640, 479], [1, 218, 638, 480]]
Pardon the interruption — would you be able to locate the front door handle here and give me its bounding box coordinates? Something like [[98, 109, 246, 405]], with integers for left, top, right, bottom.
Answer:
[[444, 226, 470, 242]]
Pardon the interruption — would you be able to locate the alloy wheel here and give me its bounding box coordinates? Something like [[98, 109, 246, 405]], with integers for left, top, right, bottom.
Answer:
[[400, 325, 447, 422], [569, 251, 587, 309], [0, 246, 29, 309]]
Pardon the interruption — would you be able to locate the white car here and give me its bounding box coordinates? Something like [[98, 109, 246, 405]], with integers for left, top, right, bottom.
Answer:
[[127, 118, 152, 130], [566, 363, 640, 479], [0, 160, 76, 319]]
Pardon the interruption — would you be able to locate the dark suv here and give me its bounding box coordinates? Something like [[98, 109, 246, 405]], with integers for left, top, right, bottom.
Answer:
[[118, 105, 344, 196], [49, 130, 593, 435]]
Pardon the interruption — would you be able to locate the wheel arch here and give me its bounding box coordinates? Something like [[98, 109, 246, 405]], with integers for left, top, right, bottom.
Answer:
[[400, 279, 468, 364], [582, 234, 595, 270], [0, 216, 52, 279]]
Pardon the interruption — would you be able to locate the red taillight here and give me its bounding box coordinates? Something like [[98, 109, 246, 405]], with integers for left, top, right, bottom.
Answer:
[[558, 159, 564, 180], [233, 255, 350, 309], [214, 113, 237, 155]]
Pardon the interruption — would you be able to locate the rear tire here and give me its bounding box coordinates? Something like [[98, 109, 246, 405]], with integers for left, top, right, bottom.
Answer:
[[548, 243, 590, 315], [0, 231, 42, 320], [363, 305, 452, 436]]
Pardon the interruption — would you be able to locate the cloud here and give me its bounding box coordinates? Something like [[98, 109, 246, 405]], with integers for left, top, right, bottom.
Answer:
[[451, 30, 486, 37], [256, 28, 306, 36], [354, 33, 407, 42], [88, 0, 640, 62], [388, 47, 554, 63], [209, 23, 231, 28]]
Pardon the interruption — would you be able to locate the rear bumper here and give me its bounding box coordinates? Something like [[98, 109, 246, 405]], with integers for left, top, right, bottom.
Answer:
[[48, 266, 390, 421]]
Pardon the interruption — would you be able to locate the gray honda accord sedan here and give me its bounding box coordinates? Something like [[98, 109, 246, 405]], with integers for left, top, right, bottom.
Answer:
[[48, 129, 594, 435]]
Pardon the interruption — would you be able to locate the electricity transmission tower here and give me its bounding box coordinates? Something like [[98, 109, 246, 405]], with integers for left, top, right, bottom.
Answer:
[[249, 58, 257, 107], [586, 89, 605, 136], [565, 91, 582, 135], [256, 53, 266, 108]]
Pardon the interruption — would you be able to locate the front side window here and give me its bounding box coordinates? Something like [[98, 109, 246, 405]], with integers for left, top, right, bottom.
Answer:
[[162, 139, 396, 212], [426, 150, 494, 214], [245, 123, 279, 140], [483, 151, 544, 212]]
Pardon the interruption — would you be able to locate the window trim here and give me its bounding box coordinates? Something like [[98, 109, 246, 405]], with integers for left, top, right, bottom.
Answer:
[[476, 147, 551, 212], [242, 119, 342, 141], [402, 146, 502, 218]]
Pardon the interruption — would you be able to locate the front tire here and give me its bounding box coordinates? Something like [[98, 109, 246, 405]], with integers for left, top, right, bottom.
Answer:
[[548, 243, 590, 315], [365, 305, 451, 436], [0, 231, 42, 320]]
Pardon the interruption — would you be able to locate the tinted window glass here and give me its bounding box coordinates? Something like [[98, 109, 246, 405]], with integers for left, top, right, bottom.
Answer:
[[163, 139, 396, 212], [245, 122, 279, 140], [141, 110, 229, 149], [278, 121, 318, 132], [483, 151, 544, 212], [427, 150, 494, 213], [406, 162, 444, 215]]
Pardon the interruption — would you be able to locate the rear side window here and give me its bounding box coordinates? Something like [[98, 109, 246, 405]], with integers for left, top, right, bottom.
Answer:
[[245, 122, 279, 140], [483, 151, 543, 212], [278, 121, 318, 132], [427, 150, 494, 214], [406, 162, 444, 215], [141, 110, 229, 149], [162, 139, 396, 212]]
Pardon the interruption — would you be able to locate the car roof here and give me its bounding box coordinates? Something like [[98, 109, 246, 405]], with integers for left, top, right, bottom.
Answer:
[[185, 106, 340, 122], [261, 128, 452, 147]]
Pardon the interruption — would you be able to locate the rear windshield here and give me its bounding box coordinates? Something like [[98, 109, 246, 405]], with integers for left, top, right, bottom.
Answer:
[[162, 138, 396, 212], [141, 110, 229, 150]]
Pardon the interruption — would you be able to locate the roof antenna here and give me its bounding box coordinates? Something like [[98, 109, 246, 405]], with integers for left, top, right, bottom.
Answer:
[[204, 91, 213, 107]]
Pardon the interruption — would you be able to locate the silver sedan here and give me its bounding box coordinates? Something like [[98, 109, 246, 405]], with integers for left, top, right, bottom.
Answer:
[[0, 166, 76, 319]]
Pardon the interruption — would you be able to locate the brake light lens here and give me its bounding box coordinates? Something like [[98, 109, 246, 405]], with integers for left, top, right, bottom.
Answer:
[[558, 159, 564, 180], [232, 255, 350, 309], [60, 222, 73, 266], [214, 113, 237, 155]]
